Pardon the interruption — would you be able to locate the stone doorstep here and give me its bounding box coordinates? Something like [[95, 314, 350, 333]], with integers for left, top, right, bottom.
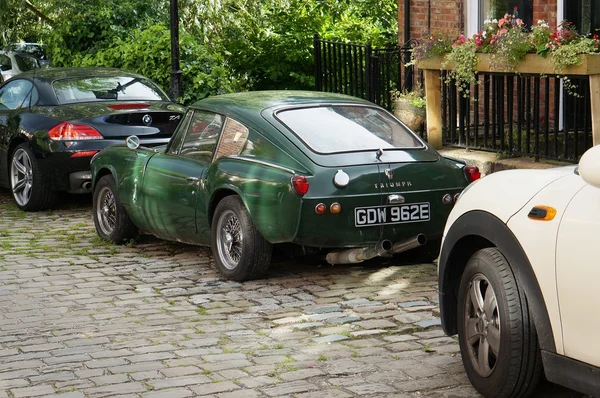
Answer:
[[438, 147, 571, 177]]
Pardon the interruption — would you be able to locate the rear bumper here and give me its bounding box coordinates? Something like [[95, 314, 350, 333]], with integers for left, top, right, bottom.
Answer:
[[292, 192, 460, 248]]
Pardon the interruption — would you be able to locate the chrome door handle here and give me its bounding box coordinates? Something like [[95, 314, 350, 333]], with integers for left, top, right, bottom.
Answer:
[[186, 177, 200, 182]]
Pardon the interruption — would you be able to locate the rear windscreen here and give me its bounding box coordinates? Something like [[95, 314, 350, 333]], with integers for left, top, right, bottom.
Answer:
[[275, 105, 423, 154], [53, 76, 168, 104]]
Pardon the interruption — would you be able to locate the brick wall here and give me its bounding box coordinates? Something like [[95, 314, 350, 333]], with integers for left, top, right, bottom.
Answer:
[[399, 0, 560, 45], [398, 0, 463, 45], [533, 1, 558, 27]]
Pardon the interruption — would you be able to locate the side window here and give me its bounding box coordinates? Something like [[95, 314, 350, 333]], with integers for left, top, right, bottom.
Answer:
[[180, 111, 225, 163], [214, 118, 249, 161], [0, 80, 34, 110], [466, 0, 533, 36], [167, 109, 194, 155], [22, 86, 39, 108], [565, 0, 600, 35], [0, 55, 11, 72]]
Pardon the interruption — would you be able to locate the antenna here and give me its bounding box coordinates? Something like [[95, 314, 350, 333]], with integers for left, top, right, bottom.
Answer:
[[28, 62, 37, 110]]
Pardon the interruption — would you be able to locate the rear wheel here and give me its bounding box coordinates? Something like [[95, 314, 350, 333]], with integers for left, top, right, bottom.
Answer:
[[93, 175, 138, 244], [211, 196, 272, 281], [10, 143, 57, 211], [457, 248, 542, 398]]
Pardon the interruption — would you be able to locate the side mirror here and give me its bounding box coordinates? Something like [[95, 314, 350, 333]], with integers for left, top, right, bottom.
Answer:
[[578, 145, 600, 189], [126, 135, 140, 150]]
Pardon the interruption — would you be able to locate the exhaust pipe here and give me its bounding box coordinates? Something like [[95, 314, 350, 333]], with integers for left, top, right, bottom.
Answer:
[[392, 233, 427, 254], [81, 181, 92, 191], [326, 239, 393, 265]]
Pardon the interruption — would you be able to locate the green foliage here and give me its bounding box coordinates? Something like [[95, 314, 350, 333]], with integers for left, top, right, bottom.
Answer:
[[52, 24, 244, 104], [444, 41, 478, 96], [3, 0, 398, 103]]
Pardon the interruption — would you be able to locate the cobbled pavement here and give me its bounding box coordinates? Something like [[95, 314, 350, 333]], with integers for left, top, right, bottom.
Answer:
[[0, 189, 583, 398]]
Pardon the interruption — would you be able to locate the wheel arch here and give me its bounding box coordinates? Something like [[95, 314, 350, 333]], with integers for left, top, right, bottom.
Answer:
[[92, 166, 117, 191], [6, 137, 30, 181], [438, 210, 556, 353], [208, 187, 240, 228]]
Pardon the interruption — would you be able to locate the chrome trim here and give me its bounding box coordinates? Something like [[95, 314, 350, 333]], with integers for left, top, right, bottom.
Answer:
[[229, 156, 295, 174], [387, 194, 405, 204], [312, 186, 467, 200]]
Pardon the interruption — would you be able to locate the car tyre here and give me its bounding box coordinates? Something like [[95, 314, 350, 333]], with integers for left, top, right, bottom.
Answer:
[[457, 247, 542, 398], [93, 175, 138, 244], [211, 195, 272, 281], [10, 143, 57, 211]]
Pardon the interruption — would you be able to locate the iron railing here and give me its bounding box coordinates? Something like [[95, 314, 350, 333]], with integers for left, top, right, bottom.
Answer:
[[314, 33, 414, 111], [442, 72, 593, 163]]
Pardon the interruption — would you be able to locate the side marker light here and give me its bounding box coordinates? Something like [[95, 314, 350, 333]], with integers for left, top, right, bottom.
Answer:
[[527, 206, 557, 221]]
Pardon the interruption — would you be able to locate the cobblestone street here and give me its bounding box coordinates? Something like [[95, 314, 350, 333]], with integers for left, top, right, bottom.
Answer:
[[0, 189, 583, 398]]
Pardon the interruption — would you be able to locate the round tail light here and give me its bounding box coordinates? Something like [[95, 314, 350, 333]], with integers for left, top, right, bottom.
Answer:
[[464, 165, 481, 182], [330, 203, 341, 214], [292, 175, 309, 196], [315, 203, 327, 215]]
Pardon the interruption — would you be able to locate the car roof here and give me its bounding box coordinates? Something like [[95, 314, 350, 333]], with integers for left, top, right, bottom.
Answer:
[[16, 67, 148, 83], [191, 90, 373, 115]]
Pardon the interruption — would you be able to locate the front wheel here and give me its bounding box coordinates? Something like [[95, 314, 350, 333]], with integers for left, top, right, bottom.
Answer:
[[457, 248, 542, 398], [93, 175, 138, 244], [211, 196, 272, 281]]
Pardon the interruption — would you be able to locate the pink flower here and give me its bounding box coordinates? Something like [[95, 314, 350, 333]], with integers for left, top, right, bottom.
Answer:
[[498, 18, 506, 28]]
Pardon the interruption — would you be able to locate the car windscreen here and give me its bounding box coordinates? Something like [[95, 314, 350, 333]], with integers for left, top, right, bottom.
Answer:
[[275, 105, 423, 154], [53, 76, 168, 104]]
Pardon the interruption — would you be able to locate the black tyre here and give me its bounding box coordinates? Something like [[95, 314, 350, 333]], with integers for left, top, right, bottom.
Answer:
[[211, 195, 272, 281], [9, 143, 57, 211], [457, 248, 542, 398], [93, 175, 138, 244]]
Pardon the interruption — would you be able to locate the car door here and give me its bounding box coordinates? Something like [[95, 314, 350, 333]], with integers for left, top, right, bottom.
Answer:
[[556, 182, 600, 366], [140, 109, 224, 244], [0, 79, 36, 187]]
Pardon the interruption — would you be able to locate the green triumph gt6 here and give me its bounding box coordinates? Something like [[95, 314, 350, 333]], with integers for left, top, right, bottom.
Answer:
[[90, 91, 479, 281]]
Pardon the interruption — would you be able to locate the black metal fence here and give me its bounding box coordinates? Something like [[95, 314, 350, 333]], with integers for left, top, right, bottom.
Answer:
[[442, 72, 593, 163], [313, 33, 414, 111]]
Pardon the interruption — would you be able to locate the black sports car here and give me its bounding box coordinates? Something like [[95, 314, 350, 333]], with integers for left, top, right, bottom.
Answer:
[[0, 67, 185, 211]]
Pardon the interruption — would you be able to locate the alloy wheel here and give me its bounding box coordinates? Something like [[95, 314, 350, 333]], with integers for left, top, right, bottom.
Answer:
[[10, 148, 34, 206], [216, 209, 243, 270], [96, 186, 117, 237], [464, 273, 501, 377]]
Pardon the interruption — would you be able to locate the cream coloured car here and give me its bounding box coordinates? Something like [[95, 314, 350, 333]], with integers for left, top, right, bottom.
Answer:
[[438, 144, 600, 397]]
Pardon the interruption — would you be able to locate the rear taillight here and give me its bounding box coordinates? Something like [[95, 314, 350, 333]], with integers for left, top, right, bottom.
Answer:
[[48, 122, 103, 140], [292, 175, 309, 196], [464, 165, 481, 182], [107, 103, 151, 110]]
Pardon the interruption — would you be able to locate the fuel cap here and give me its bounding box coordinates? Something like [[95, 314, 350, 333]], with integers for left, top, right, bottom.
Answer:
[[333, 170, 350, 188]]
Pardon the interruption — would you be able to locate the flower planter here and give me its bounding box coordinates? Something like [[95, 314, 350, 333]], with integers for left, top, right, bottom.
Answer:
[[393, 98, 426, 132], [418, 53, 600, 76], [417, 53, 600, 150]]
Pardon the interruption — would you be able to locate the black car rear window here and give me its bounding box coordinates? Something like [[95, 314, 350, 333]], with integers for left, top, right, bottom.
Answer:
[[53, 76, 168, 104], [275, 105, 423, 154], [14, 54, 37, 72]]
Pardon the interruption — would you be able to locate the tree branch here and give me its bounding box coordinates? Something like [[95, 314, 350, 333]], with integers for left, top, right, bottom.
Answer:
[[21, 0, 55, 26]]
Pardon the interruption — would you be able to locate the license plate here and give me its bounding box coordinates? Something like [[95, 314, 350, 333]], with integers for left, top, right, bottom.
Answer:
[[354, 202, 430, 227]]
